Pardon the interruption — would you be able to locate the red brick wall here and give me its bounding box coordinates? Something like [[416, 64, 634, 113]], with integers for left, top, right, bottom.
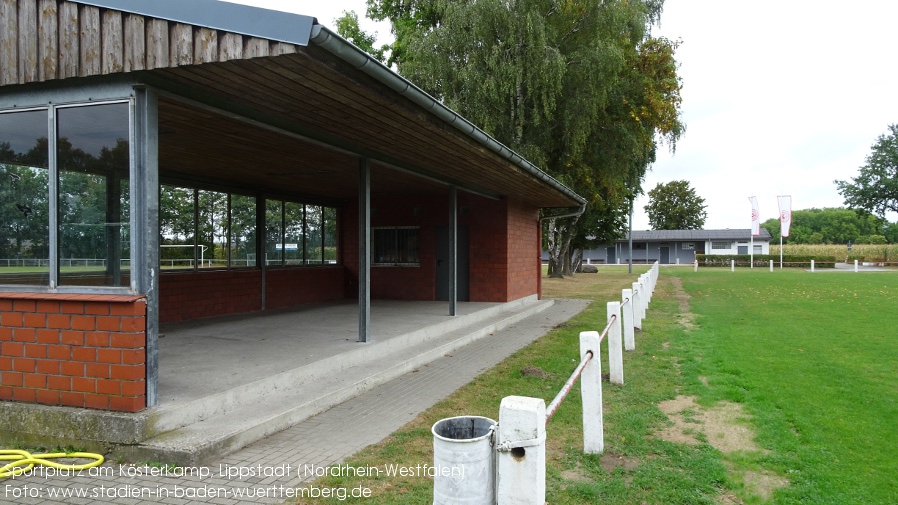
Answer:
[[506, 199, 540, 301], [159, 270, 262, 323], [265, 267, 345, 309], [0, 293, 147, 412], [467, 197, 509, 302], [343, 196, 442, 300], [341, 194, 541, 303]]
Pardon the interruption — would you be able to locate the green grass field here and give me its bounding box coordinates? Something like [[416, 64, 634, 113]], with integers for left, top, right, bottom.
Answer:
[[292, 267, 898, 504], [669, 269, 898, 504]]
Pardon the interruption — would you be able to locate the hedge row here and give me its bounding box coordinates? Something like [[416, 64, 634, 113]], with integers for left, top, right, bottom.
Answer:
[[695, 254, 838, 268]]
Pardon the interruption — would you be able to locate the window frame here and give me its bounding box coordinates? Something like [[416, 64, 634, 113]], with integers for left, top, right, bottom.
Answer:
[[372, 226, 420, 267], [0, 100, 133, 291]]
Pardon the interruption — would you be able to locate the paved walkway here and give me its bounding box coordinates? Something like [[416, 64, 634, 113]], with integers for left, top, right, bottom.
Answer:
[[2, 299, 589, 505]]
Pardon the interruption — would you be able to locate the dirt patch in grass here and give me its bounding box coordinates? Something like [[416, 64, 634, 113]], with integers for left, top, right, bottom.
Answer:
[[718, 491, 746, 504], [520, 366, 554, 379], [743, 469, 789, 501], [560, 462, 592, 484], [656, 395, 763, 453], [656, 395, 789, 501], [668, 276, 696, 330], [660, 398, 783, 498], [599, 452, 640, 472]]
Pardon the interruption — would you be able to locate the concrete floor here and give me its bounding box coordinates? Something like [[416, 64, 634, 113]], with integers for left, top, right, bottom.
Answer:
[[156, 300, 504, 405]]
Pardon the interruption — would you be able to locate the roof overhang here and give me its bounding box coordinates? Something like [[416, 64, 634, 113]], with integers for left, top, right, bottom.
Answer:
[[0, 0, 584, 209]]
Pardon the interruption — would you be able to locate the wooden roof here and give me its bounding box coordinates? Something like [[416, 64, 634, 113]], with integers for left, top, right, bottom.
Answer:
[[0, 0, 583, 208]]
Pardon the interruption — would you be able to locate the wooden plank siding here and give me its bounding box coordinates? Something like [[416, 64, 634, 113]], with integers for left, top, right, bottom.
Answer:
[[38, 0, 57, 80], [1, 0, 19, 85], [100, 8, 122, 73], [17, 0, 37, 83], [0, 0, 299, 85]]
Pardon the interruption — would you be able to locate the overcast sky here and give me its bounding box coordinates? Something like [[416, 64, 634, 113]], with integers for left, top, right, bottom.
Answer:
[[228, 0, 898, 230]]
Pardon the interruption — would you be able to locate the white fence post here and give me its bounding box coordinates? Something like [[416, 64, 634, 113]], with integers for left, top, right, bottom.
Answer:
[[631, 282, 642, 330], [770, 260, 774, 272], [497, 396, 546, 505], [855, 259, 859, 272], [621, 289, 635, 351], [731, 259, 735, 272], [811, 259, 815, 272], [607, 301, 623, 385], [579, 331, 603, 454], [636, 279, 646, 325], [694, 259, 698, 272]]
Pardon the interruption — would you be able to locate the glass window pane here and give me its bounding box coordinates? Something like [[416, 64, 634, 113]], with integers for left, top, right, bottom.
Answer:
[[265, 199, 282, 266], [0, 110, 50, 284], [373, 227, 419, 266], [284, 202, 304, 265], [197, 189, 227, 269], [229, 194, 256, 268], [305, 205, 323, 265], [323, 206, 337, 264], [160, 185, 196, 270], [57, 103, 129, 286]]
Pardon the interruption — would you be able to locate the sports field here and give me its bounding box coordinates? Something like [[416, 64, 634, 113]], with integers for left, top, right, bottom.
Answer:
[[669, 268, 898, 504], [293, 267, 898, 504]]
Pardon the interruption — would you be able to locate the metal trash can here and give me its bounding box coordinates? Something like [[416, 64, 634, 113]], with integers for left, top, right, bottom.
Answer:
[[431, 415, 496, 505]]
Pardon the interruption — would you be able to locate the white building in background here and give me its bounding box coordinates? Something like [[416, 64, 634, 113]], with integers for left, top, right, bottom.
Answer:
[[576, 228, 773, 265]]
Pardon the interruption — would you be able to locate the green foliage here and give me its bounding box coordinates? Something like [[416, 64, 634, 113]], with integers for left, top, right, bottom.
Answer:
[[334, 10, 389, 62], [760, 207, 891, 244], [836, 123, 898, 216], [695, 254, 837, 268], [644, 180, 707, 230], [367, 0, 685, 276]]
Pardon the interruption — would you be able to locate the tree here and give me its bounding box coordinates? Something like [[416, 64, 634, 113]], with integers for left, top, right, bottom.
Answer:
[[334, 10, 388, 62], [836, 124, 898, 216], [644, 180, 706, 230], [760, 207, 887, 244], [367, 0, 685, 277]]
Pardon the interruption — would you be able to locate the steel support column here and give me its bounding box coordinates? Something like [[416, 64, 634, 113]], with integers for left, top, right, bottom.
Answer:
[[449, 186, 457, 316], [131, 86, 160, 407], [358, 158, 371, 342], [257, 193, 266, 309], [47, 107, 58, 289]]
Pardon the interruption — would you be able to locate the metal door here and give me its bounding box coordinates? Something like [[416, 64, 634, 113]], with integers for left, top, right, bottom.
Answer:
[[436, 226, 469, 301]]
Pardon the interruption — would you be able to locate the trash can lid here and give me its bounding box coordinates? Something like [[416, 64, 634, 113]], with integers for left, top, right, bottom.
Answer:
[[432, 416, 497, 443]]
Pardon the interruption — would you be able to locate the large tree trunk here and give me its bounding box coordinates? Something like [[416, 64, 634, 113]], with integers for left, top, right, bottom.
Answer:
[[545, 218, 564, 278], [545, 213, 581, 278], [560, 213, 580, 276], [572, 249, 583, 273]]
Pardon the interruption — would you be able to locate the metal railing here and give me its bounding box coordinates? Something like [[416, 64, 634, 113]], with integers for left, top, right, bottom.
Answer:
[[545, 314, 615, 423]]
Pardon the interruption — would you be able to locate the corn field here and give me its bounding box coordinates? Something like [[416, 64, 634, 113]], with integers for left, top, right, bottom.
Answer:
[[770, 244, 898, 263]]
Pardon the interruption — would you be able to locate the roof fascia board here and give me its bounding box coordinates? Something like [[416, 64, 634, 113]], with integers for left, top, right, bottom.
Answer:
[[308, 24, 585, 208], [0, 73, 138, 108], [75, 0, 315, 45]]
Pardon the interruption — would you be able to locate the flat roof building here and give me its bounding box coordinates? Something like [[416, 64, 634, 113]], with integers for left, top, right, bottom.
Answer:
[[0, 0, 583, 420]]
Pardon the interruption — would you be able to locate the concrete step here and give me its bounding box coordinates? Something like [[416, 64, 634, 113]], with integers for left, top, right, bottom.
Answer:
[[146, 296, 545, 436], [123, 298, 554, 465]]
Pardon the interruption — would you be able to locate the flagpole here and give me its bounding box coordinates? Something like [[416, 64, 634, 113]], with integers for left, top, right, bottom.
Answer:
[[780, 235, 783, 269]]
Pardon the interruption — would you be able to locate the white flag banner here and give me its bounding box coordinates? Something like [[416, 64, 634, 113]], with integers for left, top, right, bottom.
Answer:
[[778, 195, 792, 237], [749, 196, 760, 236]]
